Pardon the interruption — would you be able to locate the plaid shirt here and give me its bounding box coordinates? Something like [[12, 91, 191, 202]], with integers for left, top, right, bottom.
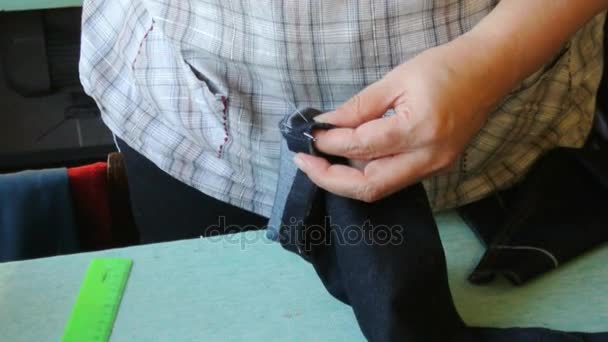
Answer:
[[80, 0, 605, 216]]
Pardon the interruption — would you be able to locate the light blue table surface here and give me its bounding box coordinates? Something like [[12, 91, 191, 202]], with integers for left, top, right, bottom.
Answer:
[[0, 0, 81, 11], [1, 212, 607, 341]]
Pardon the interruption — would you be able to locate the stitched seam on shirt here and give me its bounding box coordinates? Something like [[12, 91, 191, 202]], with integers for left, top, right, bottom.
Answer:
[[132, 20, 155, 70], [217, 96, 229, 158]]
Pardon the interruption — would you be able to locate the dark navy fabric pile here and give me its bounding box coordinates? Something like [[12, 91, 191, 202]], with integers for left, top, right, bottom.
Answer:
[[268, 108, 608, 341]]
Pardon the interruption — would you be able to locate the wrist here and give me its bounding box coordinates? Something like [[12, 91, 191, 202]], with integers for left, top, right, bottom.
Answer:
[[423, 33, 517, 119], [452, 32, 521, 110]]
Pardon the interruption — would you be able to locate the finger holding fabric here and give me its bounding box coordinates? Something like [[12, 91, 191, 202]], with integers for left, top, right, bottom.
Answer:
[[294, 37, 496, 202]]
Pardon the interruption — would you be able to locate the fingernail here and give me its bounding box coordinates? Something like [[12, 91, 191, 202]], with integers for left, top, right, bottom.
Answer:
[[313, 112, 333, 123], [293, 153, 307, 169]]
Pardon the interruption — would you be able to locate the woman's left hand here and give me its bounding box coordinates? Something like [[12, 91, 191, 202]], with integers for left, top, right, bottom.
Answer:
[[293, 38, 498, 202]]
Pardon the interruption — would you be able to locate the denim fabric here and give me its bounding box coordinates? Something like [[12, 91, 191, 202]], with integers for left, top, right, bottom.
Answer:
[[458, 115, 608, 285], [269, 108, 608, 341], [272, 108, 464, 340], [266, 139, 298, 242]]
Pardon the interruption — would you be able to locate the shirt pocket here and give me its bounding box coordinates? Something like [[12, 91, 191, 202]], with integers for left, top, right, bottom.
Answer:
[[130, 19, 229, 156]]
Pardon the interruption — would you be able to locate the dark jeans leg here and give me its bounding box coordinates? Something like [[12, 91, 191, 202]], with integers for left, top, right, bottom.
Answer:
[[116, 138, 266, 244]]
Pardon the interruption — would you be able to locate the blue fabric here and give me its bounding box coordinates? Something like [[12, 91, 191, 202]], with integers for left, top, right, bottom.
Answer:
[[267, 109, 334, 242], [459, 150, 608, 285], [272, 108, 464, 340], [266, 139, 298, 241], [458, 114, 608, 285], [0, 168, 79, 262], [268, 108, 608, 341]]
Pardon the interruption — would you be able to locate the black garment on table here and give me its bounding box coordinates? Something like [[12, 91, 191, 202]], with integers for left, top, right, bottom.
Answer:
[[276, 108, 608, 341], [459, 112, 608, 285]]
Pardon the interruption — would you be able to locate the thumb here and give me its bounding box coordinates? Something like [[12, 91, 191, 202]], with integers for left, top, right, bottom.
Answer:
[[314, 77, 399, 127]]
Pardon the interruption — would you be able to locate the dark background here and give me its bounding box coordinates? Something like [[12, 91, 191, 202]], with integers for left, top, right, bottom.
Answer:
[[0, 8, 114, 173]]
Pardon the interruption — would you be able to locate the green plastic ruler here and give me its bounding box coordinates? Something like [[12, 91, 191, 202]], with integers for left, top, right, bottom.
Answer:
[[62, 258, 133, 342]]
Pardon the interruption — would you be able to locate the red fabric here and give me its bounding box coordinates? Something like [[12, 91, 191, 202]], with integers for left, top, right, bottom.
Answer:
[[67, 162, 112, 249]]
